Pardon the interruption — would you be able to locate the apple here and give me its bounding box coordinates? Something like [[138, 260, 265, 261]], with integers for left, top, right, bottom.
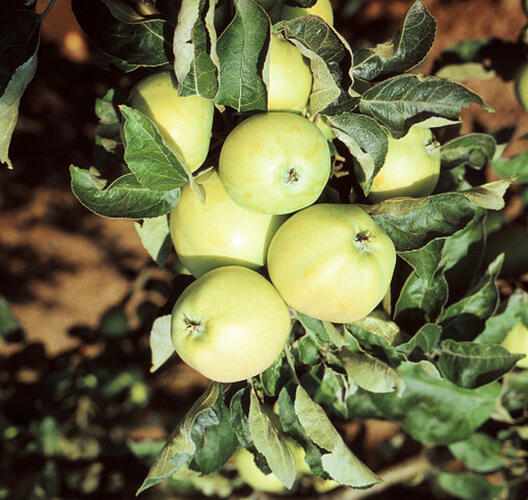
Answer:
[[218, 112, 331, 215], [266, 33, 312, 112], [501, 322, 528, 369], [129, 71, 214, 172], [281, 0, 334, 26], [169, 171, 287, 278], [516, 63, 528, 111], [171, 266, 291, 382], [368, 126, 441, 203], [267, 203, 396, 323]]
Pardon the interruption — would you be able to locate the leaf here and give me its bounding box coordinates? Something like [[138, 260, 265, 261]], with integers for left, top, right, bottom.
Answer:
[[356, 362, 501, 445], [0, 295, 24, 342], [296, 312, 331, 345], [441, 133, 496, 170], [72, 0, 171, 68], [274, 16, 355, 115], [491, 150, 528, 183], [135, 215, 172, 269], [436, 472, 504, 500], [436, 62, 496, 82], [325, 113, 388, 195], [475, 290, 528, 345], [436, 339, 523, 389], [448, 433, 506, 473], [339, 350, 405, 395], [137, 382, 220, 494], [461, 179, 510, 211], [101, 0, 163, 23], [294, 385, 379, 487], [0, 7, 39, 169], [310, 365, 357, 418], [215, 0, 269, 111], [260, 351, 287, 396], [359, 74, 492, 138], [173, 0, 219, 99], [352, 0, 436, 81], [70, 167, 181, 219], [396, 323, 442, 359], [249, 388, 296, 489], [439, 255, 502, 341], [121, 105, 190, 191], [149, 315, 173, 373]]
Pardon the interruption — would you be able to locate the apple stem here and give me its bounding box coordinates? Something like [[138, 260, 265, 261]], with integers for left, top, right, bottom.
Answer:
[[184, 317, 206, 337]]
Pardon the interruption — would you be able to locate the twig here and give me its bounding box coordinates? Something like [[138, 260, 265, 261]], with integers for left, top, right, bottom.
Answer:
[[39, 0, 57, 20]]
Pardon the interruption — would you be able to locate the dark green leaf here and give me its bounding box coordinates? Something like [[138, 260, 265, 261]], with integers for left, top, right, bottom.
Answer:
[[352, 0, 436, 81], [436, 472, 504, 500], [274, 16, 355, 115], [502, 370, 528, 412], [72, 0, 171, 68], [174, 0, 219, 99], [121, 105, 189, 191], [326, 113, 388, 195], [90, 44, 141, 72], [437, 339, 523, 389], [491, 150, 528, 183], [311, 365, 357, 419], [215, 0, 269, 111], [441, 133, 496, 170], [70, 167, 181, 219], [137, 382, 221, 494], [297, 335, 321, 365], [0, 296, 24, 342], [284, 0, 317, 6], [296, 312, 331, 345], [101, 0, 164, 24], [359, 74, 492, 138], [260, 351, 287, 396], [448, 433, 506, 473], [396, 323, 441, 359], [353, 362, 501, 445]]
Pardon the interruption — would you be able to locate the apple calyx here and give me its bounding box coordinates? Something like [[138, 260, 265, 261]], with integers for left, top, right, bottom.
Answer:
[[284, 167, 300, 184], [425, 138, 441, 155], [184, 317, 206, 337], [354, 230, 373, 253]]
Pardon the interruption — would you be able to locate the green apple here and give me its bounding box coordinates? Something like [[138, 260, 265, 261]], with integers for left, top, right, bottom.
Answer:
[[266, 33, 312, 112], [171, 266, 291, 382], [267, 203, 396, 323], [515, 63, 528, 111], [281, 0, 334, 26], [368, 126, 441, 203], [218, 112, 331, 215], [501, 322, 528, 369], [169, 171, 286, 278], [129, 71, 214, 171]]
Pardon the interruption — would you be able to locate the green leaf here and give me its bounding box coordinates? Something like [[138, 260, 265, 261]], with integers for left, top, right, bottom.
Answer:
[[149, 315, 173, 373], [72, 0, 171, 68], [325, 113, 388, 196], [296, 312, 331, 344], [294, 386, 379, 487], [357, 362, 501, 445], [297, 335, 321, 366], [274, 16, 355, 115], [0, 296, 24, 342], [448, 433, 506, 473], [436, 339, 523, 389], [339, 350, 405, 395], [135, 215, 172, 269], [121, 105, 190, 191], [502, 370, 528, 412], [249, 388, 296, 489], [441, 133, 496, 170], [359, 74, 492, 138], [436, 472, 504, 500], [436, 62, 496, 82], [174, 0, 219, 99], [396, 323, 441, 359], [0, 7, 39, 169], [475, 290, 528, 344], [439, 255, 502, 341], [70, 167, 181, 219], [215, 0, 269, 111], [260, 351, 287, 396], [491, 150, 528, 183], [311, 365, 357, 418], [352, 0, 436, 81], [137, 382, 220, 494], [101, 0, 164, 23]]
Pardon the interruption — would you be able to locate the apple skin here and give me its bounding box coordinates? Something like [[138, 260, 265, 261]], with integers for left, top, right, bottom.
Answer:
[[218, 112, 331, 215], [281, 0, 334, 26], [267, 34, 312, 112], [368, 126, 441, 203], [515, 63, 528, 111], [169, 171, 287, 278], [171, 266, 291, 382], [501, 322, 528, 369], [129, 71, 214, 172], [267, 203, 396, 323]]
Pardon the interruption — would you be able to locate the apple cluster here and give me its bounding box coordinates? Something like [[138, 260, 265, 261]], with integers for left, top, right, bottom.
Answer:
[[128, 0, 443, 387]]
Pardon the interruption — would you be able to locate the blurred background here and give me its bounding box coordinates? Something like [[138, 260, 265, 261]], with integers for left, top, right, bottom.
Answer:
[[1, 0, 527, 498]]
